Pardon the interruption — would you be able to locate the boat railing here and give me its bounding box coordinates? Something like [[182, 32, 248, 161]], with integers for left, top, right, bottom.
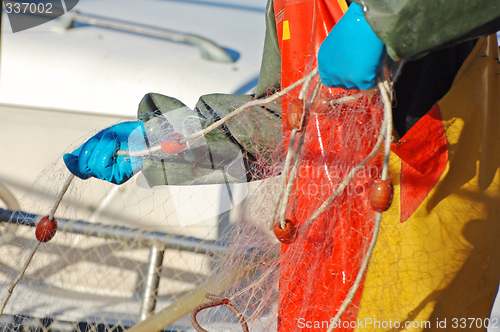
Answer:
[[13, 6, 236, 63]]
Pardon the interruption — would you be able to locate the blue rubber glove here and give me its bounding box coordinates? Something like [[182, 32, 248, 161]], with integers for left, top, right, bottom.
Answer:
[[63, 121, 145, 184], [318, 2, 386, 90]]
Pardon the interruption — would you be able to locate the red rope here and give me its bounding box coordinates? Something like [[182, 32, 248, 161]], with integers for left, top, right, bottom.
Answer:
[[191, 293, 249, 332]]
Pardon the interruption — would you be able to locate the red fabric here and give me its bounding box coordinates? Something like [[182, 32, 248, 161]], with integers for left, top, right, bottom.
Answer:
[[391, 104, 448, 222], [273, 1, 382, 331]]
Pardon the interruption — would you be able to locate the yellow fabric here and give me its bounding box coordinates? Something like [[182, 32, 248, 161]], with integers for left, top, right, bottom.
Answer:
[[356, 35, 500, 331], [283, 20, 291, 40], [337, 0, 348, 14]]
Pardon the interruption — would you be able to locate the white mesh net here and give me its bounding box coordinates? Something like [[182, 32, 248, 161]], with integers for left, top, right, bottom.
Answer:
[[0, 72, 396, 332]]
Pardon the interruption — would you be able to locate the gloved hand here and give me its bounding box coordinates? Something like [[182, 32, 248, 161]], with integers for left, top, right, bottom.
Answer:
[[63, 121, 145, 184], [318, 2, 386, 90]]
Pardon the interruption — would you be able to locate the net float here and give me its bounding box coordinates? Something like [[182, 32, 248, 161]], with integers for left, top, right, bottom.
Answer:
[[273, 219, 297, 244], [160, 132, 187, 154], [35, 216, 58, 242], [286, 99, 305, 131], [370, 179, 394, 212]]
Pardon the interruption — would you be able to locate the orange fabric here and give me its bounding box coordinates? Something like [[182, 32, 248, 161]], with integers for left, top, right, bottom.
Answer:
[[391, 104, 448, 222], [273, 1, 382, 332], [277, 99, 382, 332], [273, 0, 332, 96]]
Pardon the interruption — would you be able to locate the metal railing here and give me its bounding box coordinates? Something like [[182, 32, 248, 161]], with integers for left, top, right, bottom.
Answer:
[[0, 208, 230, 256], [55, 11, 235, 63], [0, 208, 235, 320]]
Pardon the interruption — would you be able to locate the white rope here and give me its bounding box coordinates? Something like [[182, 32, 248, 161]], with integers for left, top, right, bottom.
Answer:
[[268, 129, 298, 229], [0, 173, 75, 317], [325, 212, 382, 332], [301, 88, 388, 230], [0, 242, 41, 316], [299, 68, 318, 100], [325, 78, 393, 332], [278, 134, 305, 229], [118, 69, 319, 158], [272, 74, 384, 232], [48, 174, 74, 221], [329, 90, 371, 105], [381, 79, 393, 181]]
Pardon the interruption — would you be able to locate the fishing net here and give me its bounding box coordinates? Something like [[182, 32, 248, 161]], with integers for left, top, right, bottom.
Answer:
[[0, 65, 394, 332], [5, 2, 499, 330]]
